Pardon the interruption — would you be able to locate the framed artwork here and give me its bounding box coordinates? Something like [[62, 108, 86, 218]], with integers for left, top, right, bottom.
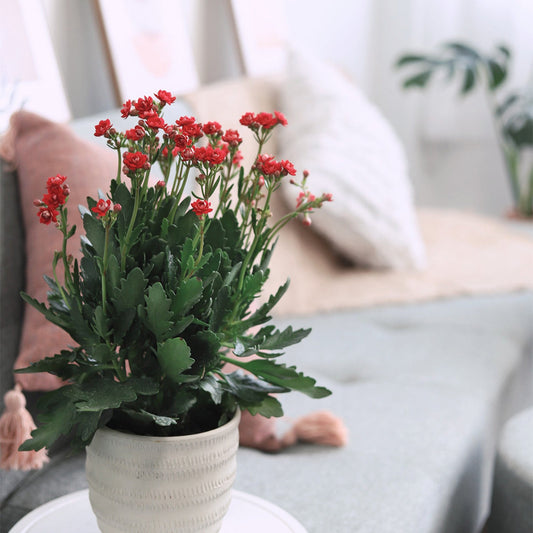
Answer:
[[230, 0, 288, 77], [94, 0, 199, 103], [0, 0, 70, 132]]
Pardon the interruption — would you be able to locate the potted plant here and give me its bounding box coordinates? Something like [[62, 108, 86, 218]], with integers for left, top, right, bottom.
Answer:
[[396, 41, 533, 218], [16, 91, 333, 532]]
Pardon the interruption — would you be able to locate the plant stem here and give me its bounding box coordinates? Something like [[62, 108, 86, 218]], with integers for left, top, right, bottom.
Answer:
[[101, 224, 110, 315], [121, 182, 141, 271]]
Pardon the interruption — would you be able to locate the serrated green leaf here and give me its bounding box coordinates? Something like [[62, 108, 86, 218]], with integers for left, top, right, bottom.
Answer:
[[232, 359, 331, 399], [172, 277, 203, 316], [245, 395, 283, 418], [157, 337, 194, 383], [145, 282, 173, 340], [239, 280, 289, 330], [242, 270, 265, 299], [67, 379, 137, 411], [19, 389, 76, 451], [83, 214, 106, 256], [113, 268, 146, 312], [93, 306, 109, 339], [169, 315, 194, 337]]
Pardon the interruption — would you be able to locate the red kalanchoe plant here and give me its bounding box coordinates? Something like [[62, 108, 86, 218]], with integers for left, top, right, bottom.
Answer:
[[17, 90, 334, 453]]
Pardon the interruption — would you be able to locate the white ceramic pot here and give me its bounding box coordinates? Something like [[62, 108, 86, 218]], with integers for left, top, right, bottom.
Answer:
[[85, 410, 241, 533]]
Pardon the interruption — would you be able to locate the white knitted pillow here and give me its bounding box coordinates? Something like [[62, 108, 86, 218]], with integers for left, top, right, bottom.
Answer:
[[279, 51, 426, 270]]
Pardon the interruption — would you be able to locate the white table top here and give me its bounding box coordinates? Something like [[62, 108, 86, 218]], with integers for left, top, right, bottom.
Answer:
[[9, 489, 307, 533]]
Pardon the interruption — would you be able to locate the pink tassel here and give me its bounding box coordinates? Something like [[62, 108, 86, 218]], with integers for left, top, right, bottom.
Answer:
[[239, 410, 348, 452], [0, 384, 48, 470], [291, 410, 349, 446]]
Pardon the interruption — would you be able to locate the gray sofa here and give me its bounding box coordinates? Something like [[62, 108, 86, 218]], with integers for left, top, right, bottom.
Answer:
[[2, 103, 533, 532]]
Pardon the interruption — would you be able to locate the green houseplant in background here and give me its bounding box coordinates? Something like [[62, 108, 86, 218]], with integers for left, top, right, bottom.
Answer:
[[396, 42, 533, 218]]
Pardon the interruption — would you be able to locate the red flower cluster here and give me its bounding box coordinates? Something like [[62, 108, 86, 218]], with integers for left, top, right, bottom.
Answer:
[[94, 119, 112, 137], [91, 199, 112, 218], [202, 121, 222, 136], [221, 129, 242, 147], [35, 175, 69, 225], [255, 154, 296, 178], [155, 90, 176, 105], [123, 151, 149, 172], [191, 199, 213, 218], [181, 145, 228, 166], [176, 116, 203, 140], [239, 111, 288, 130]]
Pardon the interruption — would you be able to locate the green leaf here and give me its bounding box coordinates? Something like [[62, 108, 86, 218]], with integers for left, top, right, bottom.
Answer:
[[145, 282, 173, 341], [156, 337, 194, 383], [199, 374, 224, 404], [497, 44, 511, 59], [235, 325, 311, 357], [140, 410, 177, 427], [20, 292, 70, 329], [172, 277, 203, 316], [19, 389, 76, 451], [443, 41, 481, 60], [93, 306, 109, 339], [106, 254, 121, 291], [224, 371, 288, 399], [395, 54, 428, 67], [403, 69, 432, 89], [245, 395, 283, 418], [75, 411, 103, 445], [188, 330, 221, 371], [89, 343, 112, 363], [486, 58, 507, 91], [210, 285, 231, 331], [126, 377, 159, 396], [15, 350, 78, 380], [169, 315, 194, 337], [233, 359, 331, 399], [204, 219, 225, 249], [242, 270, 265, 300], [113, 268, 146, 311], [83, 214, 106, 256], [461, 66, 477, 94], [239, 280, 289, 330], [67, 379, 137, 411], [221, 210, 240, 249]]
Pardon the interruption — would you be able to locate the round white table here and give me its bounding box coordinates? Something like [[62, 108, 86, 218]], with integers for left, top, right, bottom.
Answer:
[[9, 489, 307, 532]]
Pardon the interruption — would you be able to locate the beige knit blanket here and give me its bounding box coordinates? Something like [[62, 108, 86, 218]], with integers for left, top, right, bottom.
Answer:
[[265, 206, 533, 316]]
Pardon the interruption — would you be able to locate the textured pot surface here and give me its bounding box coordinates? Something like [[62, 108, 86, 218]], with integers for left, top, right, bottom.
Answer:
[[86, 410, 241, 533]]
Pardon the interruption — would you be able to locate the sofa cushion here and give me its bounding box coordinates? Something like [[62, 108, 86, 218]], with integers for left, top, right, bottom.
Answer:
[[277, 49, 426, 270]]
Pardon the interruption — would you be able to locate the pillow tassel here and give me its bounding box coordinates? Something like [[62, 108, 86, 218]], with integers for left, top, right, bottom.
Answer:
[[290, 410, 349, 447], [0, 384, 48, 470], [239, 410, 348, 452]]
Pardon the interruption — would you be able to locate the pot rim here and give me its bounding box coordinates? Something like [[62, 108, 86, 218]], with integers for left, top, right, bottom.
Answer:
[[94, 408, 241, 444]]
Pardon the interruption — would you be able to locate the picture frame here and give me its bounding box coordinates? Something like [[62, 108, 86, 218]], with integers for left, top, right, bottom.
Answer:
[[94, 0, 199, 103], [0, 0, 71, 132], [229, 0, 288, 77]]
